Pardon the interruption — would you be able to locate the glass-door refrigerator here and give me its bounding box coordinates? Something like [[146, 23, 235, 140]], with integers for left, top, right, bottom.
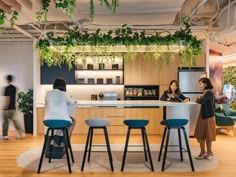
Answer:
[[178, 67, 207, 136]]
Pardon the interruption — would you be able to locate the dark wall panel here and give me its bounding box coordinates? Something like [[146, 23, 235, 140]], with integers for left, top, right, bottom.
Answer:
[[40, 64, 75, 84]]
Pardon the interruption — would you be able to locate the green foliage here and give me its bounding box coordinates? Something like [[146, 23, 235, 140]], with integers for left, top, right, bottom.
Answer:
[[56, 0, 76, 18], [230, 98, 236, 110], [36, 0, 50, 22], [17, 89, 33, 116], [10, 10, 19, 28], [36, 20, 202, 68], [0, 9, 6, 25], [223, 66, 236, 88]]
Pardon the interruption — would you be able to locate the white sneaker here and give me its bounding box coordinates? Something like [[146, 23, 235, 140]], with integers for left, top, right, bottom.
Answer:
[[16, 132, 25, 139], [1, 136, 8, 140]]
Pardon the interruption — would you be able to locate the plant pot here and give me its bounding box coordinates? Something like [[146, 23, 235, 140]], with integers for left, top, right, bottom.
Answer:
[[24, 114, 33, 133]]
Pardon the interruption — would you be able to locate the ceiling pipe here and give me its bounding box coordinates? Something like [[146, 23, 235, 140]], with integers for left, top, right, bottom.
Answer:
[[210, 0, 236, 26], [188, 0, 209, 22], [0, 0, 11, 14], [4, 19, 36, 39], [2, 0, 22, 12], [16, 0, 32, 10]]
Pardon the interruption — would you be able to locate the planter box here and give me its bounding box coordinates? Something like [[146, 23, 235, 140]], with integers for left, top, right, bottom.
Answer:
[[24, 114, 33, 133]]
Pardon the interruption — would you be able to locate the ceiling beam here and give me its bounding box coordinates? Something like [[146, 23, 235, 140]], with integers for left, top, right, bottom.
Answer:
[[16, 0, 32, 10], [4, 19, 37, 39], [188, 0, 209, 21], [34, 0, 43, 8], [0, 0, 11, 14], [2, 0, 22, 12]]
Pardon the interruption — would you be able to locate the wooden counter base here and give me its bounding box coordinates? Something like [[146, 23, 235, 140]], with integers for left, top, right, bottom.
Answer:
[[37, 107, 161, 135]]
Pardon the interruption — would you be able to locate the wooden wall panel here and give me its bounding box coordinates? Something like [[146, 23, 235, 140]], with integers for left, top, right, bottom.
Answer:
[[124, 54, 160, 85]]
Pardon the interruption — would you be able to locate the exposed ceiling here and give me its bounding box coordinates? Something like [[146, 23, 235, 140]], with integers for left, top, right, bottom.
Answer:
[[1, 0, 236, 55]]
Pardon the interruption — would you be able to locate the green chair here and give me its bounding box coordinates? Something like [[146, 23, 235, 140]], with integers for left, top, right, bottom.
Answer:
[[221, 103, 236, 121], [215, 112, 236, 137]]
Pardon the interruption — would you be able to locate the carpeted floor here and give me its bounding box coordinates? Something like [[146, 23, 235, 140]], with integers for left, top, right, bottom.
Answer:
[[17, 144, 218, 172]]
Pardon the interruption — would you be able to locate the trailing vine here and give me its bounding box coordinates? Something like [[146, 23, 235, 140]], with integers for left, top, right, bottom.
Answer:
[[0, 9, 6, 25], [36, 19, 202, 68], [56, 0, 76, 18], [10, 10, 19, 28], [36, 0, 50, 22], [0, 9, 19, 28]]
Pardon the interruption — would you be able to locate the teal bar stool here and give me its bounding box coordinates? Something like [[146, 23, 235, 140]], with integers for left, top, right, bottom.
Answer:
[[81, 119, 114, 171], [158, 119, 194, 171], [121, 119, 154, 171], [37, 119, 74, 173]]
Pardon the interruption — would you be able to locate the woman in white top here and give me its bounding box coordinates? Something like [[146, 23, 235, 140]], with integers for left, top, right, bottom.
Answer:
[[44, 78, 76, 143]]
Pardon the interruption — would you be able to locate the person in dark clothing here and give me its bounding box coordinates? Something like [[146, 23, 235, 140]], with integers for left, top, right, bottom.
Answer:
[[2, 75, 24, 140], [194, 77, 216, 160], [160, 80, 190, 102]]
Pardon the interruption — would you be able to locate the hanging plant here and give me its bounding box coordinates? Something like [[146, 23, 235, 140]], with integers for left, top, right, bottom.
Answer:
[[36, 0, 51, 22], [56, 0, 76, 18], [0, 9, 6, 25], [10, 10, 19, 28], [36, 19, 202, 68]]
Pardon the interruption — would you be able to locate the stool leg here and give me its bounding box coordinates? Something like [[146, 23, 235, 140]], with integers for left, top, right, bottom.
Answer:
[[121, 127, 131, 171], [158, 127, 167, 161], [65, 128, 74, 163], [37, 128, 50, 173], [178, 128, 183, 161], [141, 128, 148, 161], [63, 128, 72, 173], [88, 128, 94, 162], [81, 127, 92, 171], [104, 127, 114, 171], [182, 127, 195, 171], [142, 128, 154, 171], [162, 127, 170, 171], [48, 129, 54, 163]]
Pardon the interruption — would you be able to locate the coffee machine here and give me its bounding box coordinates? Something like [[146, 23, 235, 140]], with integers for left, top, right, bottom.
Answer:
[[99, 92, 118, 100]]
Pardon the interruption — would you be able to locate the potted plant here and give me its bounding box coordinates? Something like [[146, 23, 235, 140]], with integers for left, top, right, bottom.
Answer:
[[17, 89, 33, 133]]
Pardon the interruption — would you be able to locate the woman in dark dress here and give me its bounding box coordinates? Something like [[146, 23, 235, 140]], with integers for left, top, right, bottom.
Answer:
[[194, 77, 216, 160], [160, 80, 190, 102]]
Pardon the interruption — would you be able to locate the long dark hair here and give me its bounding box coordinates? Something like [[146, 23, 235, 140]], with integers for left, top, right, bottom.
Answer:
[[199, 77, 213, 90], [168, 80, 181, 95], [53, 78, 67, 92]]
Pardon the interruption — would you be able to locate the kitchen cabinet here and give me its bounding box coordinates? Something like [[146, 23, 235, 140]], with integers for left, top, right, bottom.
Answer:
[[36, 107, 160, 135]]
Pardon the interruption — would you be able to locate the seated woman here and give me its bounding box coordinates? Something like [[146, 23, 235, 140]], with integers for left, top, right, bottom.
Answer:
[[44, 77, 76, 146], [160, 80, 190, 102]]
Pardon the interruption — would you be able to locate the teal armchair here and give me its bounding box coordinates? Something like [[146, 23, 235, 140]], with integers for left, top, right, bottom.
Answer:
[[215, 112, 236, 137], [222, 103, 236, 121]]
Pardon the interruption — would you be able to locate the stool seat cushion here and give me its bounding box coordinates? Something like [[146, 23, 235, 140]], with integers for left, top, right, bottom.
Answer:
[[124, 119, 149, 128], [160, 119, 188, 128], [43, 120, 72, 129], [86, 119, 110, 127]]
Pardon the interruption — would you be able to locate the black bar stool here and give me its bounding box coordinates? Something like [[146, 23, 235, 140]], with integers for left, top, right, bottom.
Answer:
[[81, 118, 114, 171], [37, 120, 74, 173], [158, 119, 194, 171], [121, 119, 154, 171]]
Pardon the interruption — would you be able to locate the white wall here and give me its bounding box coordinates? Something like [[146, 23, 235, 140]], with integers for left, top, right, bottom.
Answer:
[[0, 41, 33, 133]]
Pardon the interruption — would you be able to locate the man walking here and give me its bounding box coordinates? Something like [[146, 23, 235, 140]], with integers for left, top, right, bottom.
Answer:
[[2, 75, 24, 139]]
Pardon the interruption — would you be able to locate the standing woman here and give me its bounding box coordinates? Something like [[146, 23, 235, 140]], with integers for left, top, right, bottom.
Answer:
[[194, 77, 216, 160]]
